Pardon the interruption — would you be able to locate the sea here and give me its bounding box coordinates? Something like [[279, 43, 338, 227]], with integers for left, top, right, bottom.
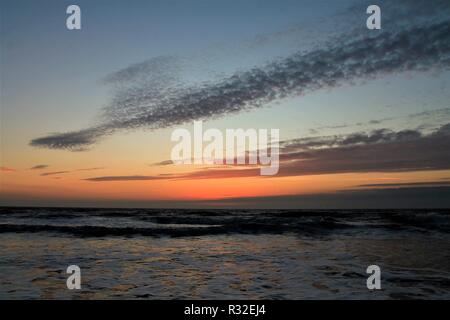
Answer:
[[0, 207, 449, 299]]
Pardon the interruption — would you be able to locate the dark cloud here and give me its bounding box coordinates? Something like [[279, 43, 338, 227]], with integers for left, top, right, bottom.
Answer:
[[75, 167, 105, 172], [40, 171, 71, 176], [83, 175, 167, 182], [38, 167, 103, 177], [409, 107, 450, 119], [166, 123, 450, 180], [280, 128, 424, 152], [151, 160, 174, 166], [30, 165, 49, 170], [436, 123, 450, 135], [102, 55, 180, 87], [357, 181, 450, 188], [307, 108, 443, 132], [30, 9, 450, 150], [30, 126, 110, 151]]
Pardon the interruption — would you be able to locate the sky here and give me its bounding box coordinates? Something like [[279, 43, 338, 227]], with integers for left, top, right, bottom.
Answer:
[[1, 0, 450, 208]]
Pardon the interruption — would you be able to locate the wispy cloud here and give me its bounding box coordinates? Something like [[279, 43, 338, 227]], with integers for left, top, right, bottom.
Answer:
[[150, 160, 174, 166], [39, 167, 104, 177], [84, 175, 166, 182], [75, 167, 105, 172], [30, 2, 450, 151], [0, 167, 16, 172], [30, 164, 49, 170], [40, 171, 71, 176], [357, 181, 450, 188], [313, 108, 450, 133]]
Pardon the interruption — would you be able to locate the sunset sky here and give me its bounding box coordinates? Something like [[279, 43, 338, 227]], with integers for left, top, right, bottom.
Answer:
[[1, 0, 450, 208]]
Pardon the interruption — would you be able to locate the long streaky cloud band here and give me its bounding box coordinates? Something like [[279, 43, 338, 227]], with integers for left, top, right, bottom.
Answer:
[[81, 124, 450, 181], [84, 175, 166, 182]]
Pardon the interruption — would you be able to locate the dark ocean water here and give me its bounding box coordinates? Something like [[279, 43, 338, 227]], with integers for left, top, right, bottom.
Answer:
[[0, 207, 449, 299]]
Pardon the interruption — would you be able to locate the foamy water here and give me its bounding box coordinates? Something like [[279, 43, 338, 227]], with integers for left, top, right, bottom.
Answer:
[[0, 208, 449, 299]]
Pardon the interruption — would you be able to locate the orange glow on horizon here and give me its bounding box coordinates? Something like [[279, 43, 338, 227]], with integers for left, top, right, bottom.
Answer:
[[2, 166, 449, 204]]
